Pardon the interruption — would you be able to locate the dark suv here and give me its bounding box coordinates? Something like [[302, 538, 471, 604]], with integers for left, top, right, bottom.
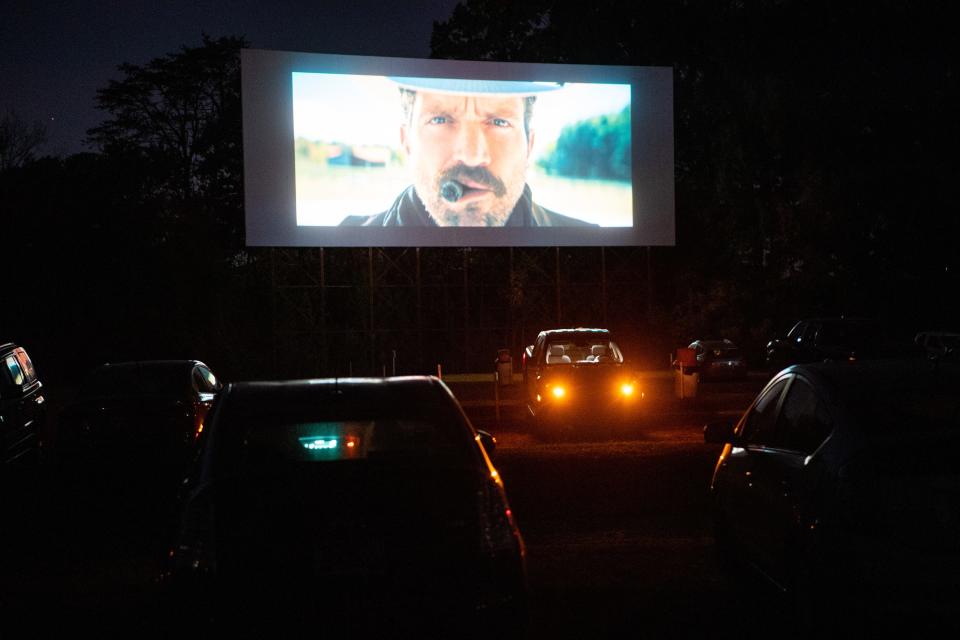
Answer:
[[765, 318, 897, 372], [0, 342, 45, 466]]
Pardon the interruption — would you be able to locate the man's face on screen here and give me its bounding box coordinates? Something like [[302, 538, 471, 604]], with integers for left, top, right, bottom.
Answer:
[[402, 91, 533, 226]]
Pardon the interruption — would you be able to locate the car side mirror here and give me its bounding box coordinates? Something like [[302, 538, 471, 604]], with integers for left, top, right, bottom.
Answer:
[[703, 419, 737, 444], [477, 429, 497, 457]]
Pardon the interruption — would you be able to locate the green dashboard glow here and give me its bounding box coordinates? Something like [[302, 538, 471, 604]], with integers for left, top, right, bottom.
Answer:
[[299, 437, 339, 450]]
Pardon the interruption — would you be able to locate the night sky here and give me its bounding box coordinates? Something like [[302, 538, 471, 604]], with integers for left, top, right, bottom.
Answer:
[[1, 0, 461, 156]]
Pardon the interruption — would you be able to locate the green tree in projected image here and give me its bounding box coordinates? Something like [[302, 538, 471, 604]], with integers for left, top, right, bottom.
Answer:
[[537, 106, 630, 181]]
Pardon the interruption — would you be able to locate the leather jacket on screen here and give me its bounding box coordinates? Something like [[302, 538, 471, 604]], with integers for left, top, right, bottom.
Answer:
[[339, 184, 597, 227]]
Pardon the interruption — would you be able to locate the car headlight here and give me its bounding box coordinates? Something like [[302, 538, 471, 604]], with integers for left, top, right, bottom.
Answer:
[[619, 382, 635, 397], [551, 385, 566, 399]]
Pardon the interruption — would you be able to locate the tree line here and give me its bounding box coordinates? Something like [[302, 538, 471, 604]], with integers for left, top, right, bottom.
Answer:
[[3, 2, 957, 383]]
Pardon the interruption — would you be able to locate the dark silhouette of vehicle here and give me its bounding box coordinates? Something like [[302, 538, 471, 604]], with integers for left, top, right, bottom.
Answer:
[[58, 360, 221, 486], [521, 328, 642, 438], [704, 359, 960, 632], [0, 342, 45, 467], [687, 338, 747, 381], [914, 330, 960, 360], [161, 376, 527, 637], [764, 317, 897, 371]]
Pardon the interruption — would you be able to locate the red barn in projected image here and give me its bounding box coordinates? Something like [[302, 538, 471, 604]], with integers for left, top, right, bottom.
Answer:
[[242, 49, 674, 247]]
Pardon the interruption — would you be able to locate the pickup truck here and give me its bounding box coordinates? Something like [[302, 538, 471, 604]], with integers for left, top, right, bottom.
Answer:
[[521, 328, 642, 438]]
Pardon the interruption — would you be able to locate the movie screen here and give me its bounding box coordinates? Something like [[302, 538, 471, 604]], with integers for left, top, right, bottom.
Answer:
[[243, 50, 674, 247]]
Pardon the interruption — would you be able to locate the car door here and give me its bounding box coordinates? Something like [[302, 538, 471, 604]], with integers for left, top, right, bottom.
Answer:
[[525, 335, 546, 405], [719, 377, 791, 562], [739, 376, 834, 584]]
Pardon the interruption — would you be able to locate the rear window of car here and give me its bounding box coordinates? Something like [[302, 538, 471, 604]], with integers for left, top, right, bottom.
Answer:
[[211, 386, 478, 477], [243, 418, 464, 462], [703, 344, 740, 358]]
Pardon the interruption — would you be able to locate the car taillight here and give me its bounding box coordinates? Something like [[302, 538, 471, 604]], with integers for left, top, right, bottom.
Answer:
[[192, 401, 213, 440], [477, 477, 523, 558]]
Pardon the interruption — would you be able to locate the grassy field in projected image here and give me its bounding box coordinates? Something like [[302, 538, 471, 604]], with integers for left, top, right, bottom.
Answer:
[[294, 160, 633, 227], [527, 170, 632, 227], [295, 161, 408, 226]]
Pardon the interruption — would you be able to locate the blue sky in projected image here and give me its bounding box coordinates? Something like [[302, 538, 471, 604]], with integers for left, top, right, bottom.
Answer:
[[0, 0, 461, 156]]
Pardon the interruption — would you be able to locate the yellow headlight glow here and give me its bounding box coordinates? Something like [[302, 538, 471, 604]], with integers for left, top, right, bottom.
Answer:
[[551, 386, 566, 399], [620, 383, 635, 396]]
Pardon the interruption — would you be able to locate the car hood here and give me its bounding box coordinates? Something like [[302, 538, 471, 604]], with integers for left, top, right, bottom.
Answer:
[[539, 363, 633, 386]]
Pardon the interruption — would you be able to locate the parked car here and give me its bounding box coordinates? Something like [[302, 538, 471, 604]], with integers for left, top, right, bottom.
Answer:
[[704, 359, 960, 631], [764, 317, 902, 371], [161, 376, 527, 636], [0, 342, 45, 467], [687, 338, 747, 381], [58, 360, 221, 484], [914, 330, 960, 360], [521, 328, 642, 438]]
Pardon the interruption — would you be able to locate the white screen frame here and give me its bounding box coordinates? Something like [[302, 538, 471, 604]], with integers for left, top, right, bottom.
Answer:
[[242, 48, 675, 247]]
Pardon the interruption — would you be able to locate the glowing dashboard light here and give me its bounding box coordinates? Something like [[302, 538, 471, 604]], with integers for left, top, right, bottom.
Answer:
[[551, 386, 566, 399], [620, 383, 635, 396], [300, 437, 338, 450]]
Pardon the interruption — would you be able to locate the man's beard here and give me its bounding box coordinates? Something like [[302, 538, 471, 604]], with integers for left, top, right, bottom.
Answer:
[[416, 164, 524, 226]]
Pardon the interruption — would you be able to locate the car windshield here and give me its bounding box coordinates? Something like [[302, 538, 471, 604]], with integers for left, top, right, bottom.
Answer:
[[545, 339, 622, 365]]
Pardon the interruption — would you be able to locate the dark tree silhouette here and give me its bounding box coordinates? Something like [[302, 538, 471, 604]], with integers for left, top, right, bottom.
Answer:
[[88, 35, 246, 211], [432, 0, 959, 342], [0, 110, 48, 171]]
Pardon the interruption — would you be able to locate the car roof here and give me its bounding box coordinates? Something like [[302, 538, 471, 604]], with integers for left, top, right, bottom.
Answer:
[[782, 358, 960, 401], [0, 342, 27, 356], [782, 359, 960, 435], [793, 317, 881, 329], [221, 376, 454, 413], [94, 359, 207, 371], [539, 328, 611, 340], [691, 339, 736, 348]]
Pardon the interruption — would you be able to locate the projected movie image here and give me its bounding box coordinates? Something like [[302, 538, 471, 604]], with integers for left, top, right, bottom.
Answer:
[[242, 49, 674, 246], [293, 74, 632, 228]]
